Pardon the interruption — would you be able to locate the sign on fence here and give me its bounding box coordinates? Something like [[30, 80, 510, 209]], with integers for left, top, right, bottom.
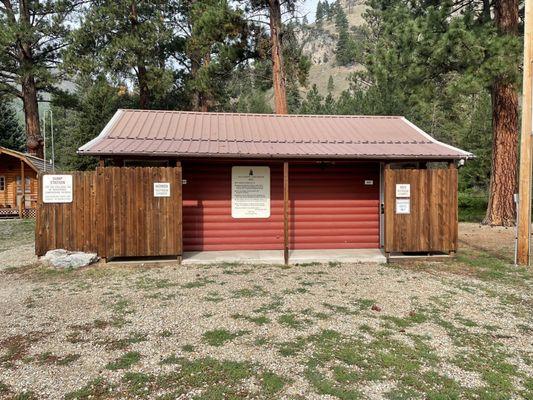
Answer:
[[42, 175, 73, 203]]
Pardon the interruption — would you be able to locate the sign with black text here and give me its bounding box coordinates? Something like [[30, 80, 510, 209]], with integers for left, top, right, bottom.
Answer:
[[43, 175, 73, 203], [232, 166, 270, 218]]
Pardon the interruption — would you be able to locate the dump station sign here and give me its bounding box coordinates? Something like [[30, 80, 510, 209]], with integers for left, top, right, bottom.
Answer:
[[43, 175, 73, 203], [232, 166, 270, 218]]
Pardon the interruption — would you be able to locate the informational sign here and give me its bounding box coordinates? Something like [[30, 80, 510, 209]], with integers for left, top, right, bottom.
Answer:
[[396, 198, 410, 214], [153, 182, 171, 197], [396, 184, 411, 198], [232, 166, 270, 218], [43, 175, 73, 203], [364, 180, 374, 185]]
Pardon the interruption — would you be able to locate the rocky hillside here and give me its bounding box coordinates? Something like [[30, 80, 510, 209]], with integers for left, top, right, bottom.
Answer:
[[298, 0, 367, 98]]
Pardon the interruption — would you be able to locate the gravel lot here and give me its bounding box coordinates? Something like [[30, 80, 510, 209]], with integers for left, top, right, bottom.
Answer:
[[0, 220, 531, 399]]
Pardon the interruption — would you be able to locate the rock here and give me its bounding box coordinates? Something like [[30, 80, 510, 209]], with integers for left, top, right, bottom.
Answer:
[[41, 249, 99, 269], [371, 304, 382, 312]]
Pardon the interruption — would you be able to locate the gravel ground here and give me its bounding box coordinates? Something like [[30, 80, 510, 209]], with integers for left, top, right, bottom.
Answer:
[[0, 221, 531, 399]]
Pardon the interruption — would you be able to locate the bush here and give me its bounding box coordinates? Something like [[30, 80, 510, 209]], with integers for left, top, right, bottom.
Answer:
[[458, 192, 488, 222]]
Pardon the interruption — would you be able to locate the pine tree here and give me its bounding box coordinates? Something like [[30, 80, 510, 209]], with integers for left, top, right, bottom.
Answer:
[[316, 1, 324, 22], [66, 0, 175, 110], [0, 100, 25, 152], [0, 0, 75, 157], [327, 75, 335, 93]]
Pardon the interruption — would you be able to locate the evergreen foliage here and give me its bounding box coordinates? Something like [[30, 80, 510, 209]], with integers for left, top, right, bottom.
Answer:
[[0, 100, 25, 152]]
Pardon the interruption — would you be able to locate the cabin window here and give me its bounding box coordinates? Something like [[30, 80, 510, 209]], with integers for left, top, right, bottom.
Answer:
[[0, 176, 4, 191], [16, 177, 31, 193]]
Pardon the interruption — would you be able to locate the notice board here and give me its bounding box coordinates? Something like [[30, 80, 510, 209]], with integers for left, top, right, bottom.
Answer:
[[231, 166, 270, 218]]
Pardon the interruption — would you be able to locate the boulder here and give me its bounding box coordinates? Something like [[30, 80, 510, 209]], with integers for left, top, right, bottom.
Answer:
[[41, 249, 99, 269]]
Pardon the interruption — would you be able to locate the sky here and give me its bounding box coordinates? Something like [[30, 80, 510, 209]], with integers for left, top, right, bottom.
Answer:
[[301, 0, 320, 22]]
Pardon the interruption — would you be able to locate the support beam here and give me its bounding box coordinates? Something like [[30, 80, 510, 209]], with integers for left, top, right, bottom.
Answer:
[[19, 160, 25, 218], [283, 162, 289, 265], [517, 0, 533, 265], [176, 160, 183, 264]]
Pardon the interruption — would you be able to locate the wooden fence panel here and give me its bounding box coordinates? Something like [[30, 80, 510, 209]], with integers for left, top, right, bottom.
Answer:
[[384, 167, 458, 254], [35, 167, 182, 259]]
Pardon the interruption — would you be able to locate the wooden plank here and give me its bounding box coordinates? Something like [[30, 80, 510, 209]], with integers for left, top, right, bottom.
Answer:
[[177, 164, 183, 258], [283, 162, 289, 264], [517, 0, 533, 265]]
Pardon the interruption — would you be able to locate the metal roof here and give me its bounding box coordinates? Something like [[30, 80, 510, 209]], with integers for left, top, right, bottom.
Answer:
[[0, 146, 50, 173], [78, 109, 473, 160]]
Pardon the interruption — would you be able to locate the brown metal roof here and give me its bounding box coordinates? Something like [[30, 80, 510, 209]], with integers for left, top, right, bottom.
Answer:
[[78, 109, 473, 160]]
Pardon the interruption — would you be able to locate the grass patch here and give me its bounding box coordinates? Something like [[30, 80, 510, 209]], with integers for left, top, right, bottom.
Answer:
[[36, 352, 80, 366], [278, 313, 309, 329], [181, 344, 195, 352], [260, 371, 290, 395], [202, 329, 249, 346], [105, 351, 141, 370], [231, 285, 268, 298], [64, 378, 113, 400], [231, 313, 271, 325], [181, 277, 215, 289]]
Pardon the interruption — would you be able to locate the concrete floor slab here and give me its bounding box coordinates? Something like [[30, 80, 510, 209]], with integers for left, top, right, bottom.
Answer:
[[182, 249, 386, 265], [182, 250, 285, 265], [289, 249, 386, 264]]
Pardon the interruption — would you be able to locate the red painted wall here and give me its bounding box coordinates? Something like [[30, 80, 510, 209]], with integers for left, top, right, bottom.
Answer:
[[289, 164, 380, 249], [182, 162, 380, 252]]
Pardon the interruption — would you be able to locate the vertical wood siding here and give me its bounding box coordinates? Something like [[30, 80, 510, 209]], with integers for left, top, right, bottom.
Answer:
[[35, 167, 183, 258], [384, 167, 458, 253]]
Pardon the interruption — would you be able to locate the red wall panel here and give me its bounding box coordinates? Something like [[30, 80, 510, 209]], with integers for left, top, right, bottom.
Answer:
[[289, 164, 380, 249], [182, 162, 284, 251], [182, 162, 380, 252]]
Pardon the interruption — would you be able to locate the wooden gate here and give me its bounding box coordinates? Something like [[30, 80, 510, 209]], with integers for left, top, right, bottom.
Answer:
[[384, 166, 458, 254], [35, 167, 182, 259]]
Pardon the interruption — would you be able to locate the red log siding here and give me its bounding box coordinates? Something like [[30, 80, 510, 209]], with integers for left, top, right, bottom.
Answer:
[[182, 162, 284, 251], [182, 162, 380, 252], [289, 164, 380, 249]]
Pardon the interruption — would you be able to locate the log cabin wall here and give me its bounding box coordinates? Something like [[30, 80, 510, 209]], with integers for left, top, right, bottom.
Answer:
[[0, 153, 38, 210]]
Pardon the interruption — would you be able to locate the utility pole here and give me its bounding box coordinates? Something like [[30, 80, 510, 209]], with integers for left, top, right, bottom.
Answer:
[[517, 0, 533, 265]]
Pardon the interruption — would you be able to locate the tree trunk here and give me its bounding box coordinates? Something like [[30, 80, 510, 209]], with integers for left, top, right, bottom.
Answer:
[[483, 0, 519, 226], [21, 76, 43, 157], [484, 82, 519, 226], [269, 0, 288, 114], [18, 0, 43, 157], [137, 65, 150, 109], [130, 1, 150, 109], [190, 52, 210, 112]]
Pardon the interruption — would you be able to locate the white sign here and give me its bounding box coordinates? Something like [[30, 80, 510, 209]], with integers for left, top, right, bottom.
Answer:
[[43, 175, 73, 203], [396, 184, 411, 198], [154, 182, 171, 197], [396, 198, 410, 214], [364, 180, 374, 185], [232, 166, 270, 218]]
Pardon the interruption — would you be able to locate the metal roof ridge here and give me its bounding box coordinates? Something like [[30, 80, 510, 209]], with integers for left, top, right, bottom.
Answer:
[[115, 108, 405, 119]]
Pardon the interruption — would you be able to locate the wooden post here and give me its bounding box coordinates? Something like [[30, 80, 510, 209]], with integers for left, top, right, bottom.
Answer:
[[98, 158, 105, 167], [517, 0, 533, 265], [449, 161, 458, 256], [19, 160, 25, 218], [283, 162, 289, 264], [176, 160, 183, 264], [383, 163, 391, 260]]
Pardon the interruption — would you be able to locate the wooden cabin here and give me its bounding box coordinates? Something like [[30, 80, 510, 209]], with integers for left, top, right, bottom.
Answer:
[[0, 146, 49, 218]]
